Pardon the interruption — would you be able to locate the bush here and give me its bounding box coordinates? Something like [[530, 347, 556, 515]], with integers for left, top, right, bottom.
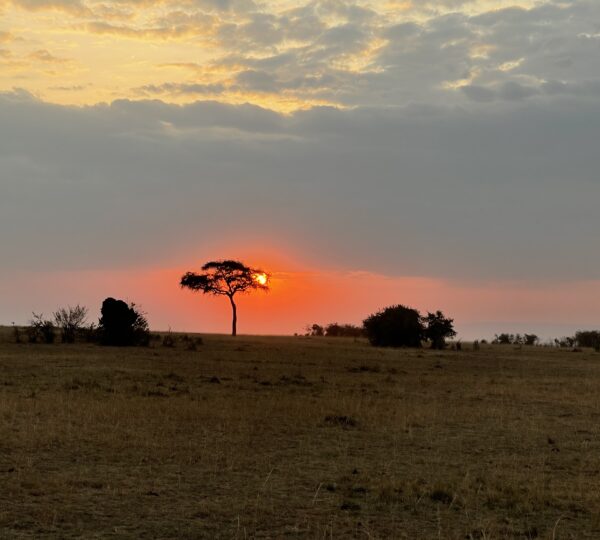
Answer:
[[82, 323, 98, 343], [493, 333, 513, 345], [325, 323, 365, 338], [363, 305, 424, 348], [306, 324, 324, 337], [162, 333, 176, 348], [523, 333, 539, 346], [54, 305, 88, 343], [492, 333, 538, 346], [575, 330, 600, 350], [178, 334, 203, 350], [554, 336, 575, 348], [98, 298, 150, 346], [27, 313, 56, 344]]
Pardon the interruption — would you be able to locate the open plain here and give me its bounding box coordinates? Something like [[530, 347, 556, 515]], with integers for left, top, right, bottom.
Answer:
[[1, 331, 599, 539]]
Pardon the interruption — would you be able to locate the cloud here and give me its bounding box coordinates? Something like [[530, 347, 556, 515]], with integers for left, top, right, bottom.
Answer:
[[7, 0, 90, 15], [1, 91, 598, 286], [234, 69, 278, 92], [134, 82, 225, 95], [461, 84, 494, 102], [186, 0, 256, 12], [80, 20, 209, 40], [27, 49, 71, 64], [3, 0, 599, 110]]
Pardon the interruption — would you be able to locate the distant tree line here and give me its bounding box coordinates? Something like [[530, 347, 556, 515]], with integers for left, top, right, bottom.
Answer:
[[490, 330, 600, 351], [15, 298, 150, 347], [574, 331, 600, 350], [305, 323, 365, 338], [492, 333, 540, 346], [552, 331, 600, 351], [305, 305, 457, 350]]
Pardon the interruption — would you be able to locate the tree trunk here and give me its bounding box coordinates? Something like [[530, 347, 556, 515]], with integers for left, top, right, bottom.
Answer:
[[229, 295, 237, 336]]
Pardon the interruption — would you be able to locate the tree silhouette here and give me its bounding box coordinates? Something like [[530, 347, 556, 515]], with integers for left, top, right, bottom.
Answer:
[[98, 297, 150, 346], [423, 311, 456, 349], [180, 260, 269, 336], [363, 305, 424, 348]]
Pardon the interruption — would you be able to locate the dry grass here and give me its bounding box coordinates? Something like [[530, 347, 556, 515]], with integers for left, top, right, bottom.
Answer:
[[1, 329, 600, 538]]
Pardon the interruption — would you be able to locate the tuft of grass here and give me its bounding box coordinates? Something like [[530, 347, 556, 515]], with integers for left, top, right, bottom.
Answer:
[[324, 415, 358, 428]]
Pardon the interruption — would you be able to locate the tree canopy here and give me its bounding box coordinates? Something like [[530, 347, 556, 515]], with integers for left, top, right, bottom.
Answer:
[[98, 297, 149, 346], [364, 305, 456, 349], [423, 311, 456, 350], [363, 305, 424, 348], [180, 260, 269, 336]]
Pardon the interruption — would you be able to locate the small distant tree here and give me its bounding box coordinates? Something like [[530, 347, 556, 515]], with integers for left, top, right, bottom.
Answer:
[[325, 323, 365, 338], [575, 330, 600, 350], [363, 305, 424, 348], [98, 298, 149, 346], [523, 333, 539, 346], [554, 336, 575, 348], [180, 260, 269, 336], [306, 323, 324, 337], [54, 305, 88, 343], [493, 333, 513, 345], [423, 311, 456, 349], [324, 323, 342, 337]]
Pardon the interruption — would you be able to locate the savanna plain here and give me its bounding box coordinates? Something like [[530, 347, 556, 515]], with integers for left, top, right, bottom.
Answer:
[[1, 329, 599, 539]]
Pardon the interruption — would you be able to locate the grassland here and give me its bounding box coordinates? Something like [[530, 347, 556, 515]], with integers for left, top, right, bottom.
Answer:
[[1, 329, 600, 539]]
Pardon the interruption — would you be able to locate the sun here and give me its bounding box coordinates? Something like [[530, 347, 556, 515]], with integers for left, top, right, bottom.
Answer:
[[253, 272, 268, 286]]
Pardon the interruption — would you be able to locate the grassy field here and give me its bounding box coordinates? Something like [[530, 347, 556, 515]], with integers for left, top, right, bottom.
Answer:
[[1, 329, 600, 539]]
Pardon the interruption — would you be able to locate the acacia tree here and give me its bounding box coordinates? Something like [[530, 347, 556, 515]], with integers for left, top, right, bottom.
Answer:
[[180, 260, 269, 336]]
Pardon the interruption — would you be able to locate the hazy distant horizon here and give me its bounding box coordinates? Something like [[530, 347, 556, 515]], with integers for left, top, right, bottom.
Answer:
[[1, 262, 598, 342]]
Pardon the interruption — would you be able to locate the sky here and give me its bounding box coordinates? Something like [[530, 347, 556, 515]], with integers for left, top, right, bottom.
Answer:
[[1, 0, 599, 339]]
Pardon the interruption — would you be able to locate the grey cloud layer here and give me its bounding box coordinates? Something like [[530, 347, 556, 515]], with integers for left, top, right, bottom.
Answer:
[[1, 90, 598, 281], [149, 0, 600, 109], [5, 0, 600, 111], [2, 1, 599, 284], [117, 1, 600, 108]]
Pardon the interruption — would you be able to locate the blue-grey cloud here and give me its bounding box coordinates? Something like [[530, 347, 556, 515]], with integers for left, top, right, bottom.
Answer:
[[1, 90, 598, 285]]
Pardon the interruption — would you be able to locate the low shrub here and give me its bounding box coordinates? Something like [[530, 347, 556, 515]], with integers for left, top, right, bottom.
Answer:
[[162, 333, 176, 348], [27, 313, 56, 344], [54, 305, 88, 344]]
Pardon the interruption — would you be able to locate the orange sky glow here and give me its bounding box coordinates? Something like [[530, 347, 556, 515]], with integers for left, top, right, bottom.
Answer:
[[3, 243, 600, 340]]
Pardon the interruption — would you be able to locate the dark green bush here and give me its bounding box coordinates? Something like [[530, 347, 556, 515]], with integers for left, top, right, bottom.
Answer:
[[363, 305, 424, 348], [98, 298, 149, 347]]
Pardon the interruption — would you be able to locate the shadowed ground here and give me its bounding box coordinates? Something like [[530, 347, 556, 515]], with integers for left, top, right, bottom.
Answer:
[[1, 331, 599, 538]]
